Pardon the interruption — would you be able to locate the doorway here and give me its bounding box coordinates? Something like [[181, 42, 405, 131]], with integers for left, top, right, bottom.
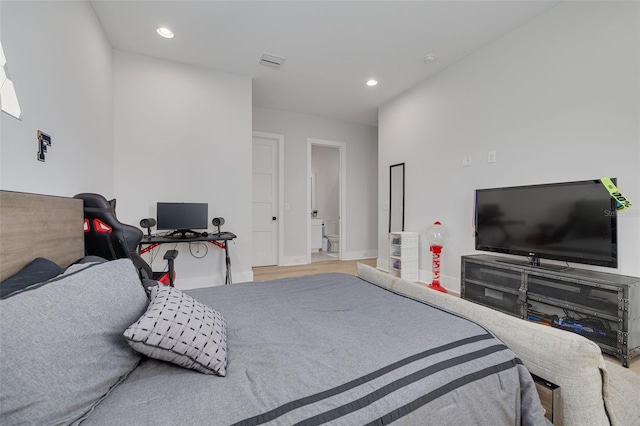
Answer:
[[307, 138, 346, 262], [252, 132, 284, 267]]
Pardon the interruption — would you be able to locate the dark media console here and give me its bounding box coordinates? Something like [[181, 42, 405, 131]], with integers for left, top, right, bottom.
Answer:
[[461, 254, 640, 367]]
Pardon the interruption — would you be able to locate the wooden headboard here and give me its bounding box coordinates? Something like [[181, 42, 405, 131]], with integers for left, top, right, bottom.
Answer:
[[0, 190, 84, 281]]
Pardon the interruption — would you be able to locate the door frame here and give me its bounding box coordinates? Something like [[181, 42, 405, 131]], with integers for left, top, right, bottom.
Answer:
[[307, 138, 346, 262], [252, 131, 285, 266]]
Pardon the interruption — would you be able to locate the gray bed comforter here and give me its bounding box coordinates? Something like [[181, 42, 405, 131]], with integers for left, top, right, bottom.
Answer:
[[83, 273, 549, 425]]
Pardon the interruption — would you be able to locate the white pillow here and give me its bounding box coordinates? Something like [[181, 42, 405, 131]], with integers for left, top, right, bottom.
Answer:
[[123, 286, 227, 376]]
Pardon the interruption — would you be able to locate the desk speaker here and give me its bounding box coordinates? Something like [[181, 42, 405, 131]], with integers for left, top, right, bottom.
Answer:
[[140, 218, 156, 236], [212, 217, 225, 233]]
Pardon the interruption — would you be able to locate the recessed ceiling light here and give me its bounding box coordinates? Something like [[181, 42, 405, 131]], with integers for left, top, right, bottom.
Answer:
[[156, 27, 174, 39], [424, 54, 437, 63], [366, 79, 378, 87]]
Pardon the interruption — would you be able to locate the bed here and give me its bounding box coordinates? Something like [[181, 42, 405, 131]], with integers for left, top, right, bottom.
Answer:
[[83, 271, 548, 425], [1, 190, 638, 426]]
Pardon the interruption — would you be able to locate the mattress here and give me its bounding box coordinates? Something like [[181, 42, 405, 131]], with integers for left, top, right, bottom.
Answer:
[[83, 273, 549, 425]]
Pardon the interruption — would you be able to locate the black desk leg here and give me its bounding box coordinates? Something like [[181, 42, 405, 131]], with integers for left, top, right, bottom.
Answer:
[[225, 244, 232, 284]]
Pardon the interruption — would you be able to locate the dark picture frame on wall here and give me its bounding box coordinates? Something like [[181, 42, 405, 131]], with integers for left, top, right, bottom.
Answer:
[[389, 162, 405, 233]]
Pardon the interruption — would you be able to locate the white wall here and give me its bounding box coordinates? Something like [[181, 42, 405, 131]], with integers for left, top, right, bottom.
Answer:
[[0, 1, 113, 196], [253, 107, 378, 263], [113, 50, 253, 288], [311, 145, 340, 230], [378, 1, 640, 292]]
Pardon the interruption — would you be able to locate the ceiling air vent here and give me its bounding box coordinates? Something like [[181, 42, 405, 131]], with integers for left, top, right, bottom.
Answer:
[[259, 53, 285, 69]]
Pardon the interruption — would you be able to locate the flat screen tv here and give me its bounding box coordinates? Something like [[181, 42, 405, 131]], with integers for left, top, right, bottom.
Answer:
[[156, 202, 208, 234], [475, 179, 617, 268]]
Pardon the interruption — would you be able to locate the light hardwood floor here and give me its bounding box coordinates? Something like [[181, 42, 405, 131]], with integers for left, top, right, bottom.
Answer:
[[252, 258, 376, 282], [604, 354, 640, 374]]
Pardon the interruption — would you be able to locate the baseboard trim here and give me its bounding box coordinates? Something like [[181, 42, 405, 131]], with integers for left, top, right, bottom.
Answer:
[[419, 269, 460, 294], [280, 256, 310, 267], [280, 251, 378, 266], [174, 270, 253, 289], [343, 250, 378, 261]]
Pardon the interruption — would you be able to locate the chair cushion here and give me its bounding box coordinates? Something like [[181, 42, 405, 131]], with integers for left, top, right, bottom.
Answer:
[[124, 286, 227, 376]]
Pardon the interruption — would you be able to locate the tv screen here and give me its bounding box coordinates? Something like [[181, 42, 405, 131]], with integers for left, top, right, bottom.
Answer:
[[156, 202, 208, 231], [475, 179, 617, 268]]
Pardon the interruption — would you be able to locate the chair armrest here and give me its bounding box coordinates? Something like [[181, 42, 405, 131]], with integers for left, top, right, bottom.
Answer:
[[163, 250, 178, 261], [163, 250, 178, 287]]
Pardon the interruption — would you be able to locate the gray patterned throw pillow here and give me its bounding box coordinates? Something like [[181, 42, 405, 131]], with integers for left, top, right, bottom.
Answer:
[[123, 286, 227, 376]]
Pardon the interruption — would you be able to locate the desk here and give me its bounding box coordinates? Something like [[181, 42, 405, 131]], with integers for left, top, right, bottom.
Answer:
[[139, 232, 237, 284]]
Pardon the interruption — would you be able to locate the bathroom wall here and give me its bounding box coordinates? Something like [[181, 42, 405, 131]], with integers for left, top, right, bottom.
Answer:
[[311, 145, 340, 234]]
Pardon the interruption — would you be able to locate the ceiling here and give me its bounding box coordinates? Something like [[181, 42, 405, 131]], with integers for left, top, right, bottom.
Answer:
[[91, 1, 559, 127]]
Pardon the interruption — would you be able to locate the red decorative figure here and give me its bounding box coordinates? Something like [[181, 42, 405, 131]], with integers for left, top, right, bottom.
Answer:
[[425, 221, 450, 293]]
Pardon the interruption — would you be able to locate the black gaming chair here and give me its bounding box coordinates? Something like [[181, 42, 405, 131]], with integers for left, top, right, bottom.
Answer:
[[73, 193, 177, 286]]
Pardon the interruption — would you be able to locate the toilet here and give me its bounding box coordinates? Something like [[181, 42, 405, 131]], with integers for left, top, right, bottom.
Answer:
[[324, 221, 340, 253], [327, 235, 340, 253]]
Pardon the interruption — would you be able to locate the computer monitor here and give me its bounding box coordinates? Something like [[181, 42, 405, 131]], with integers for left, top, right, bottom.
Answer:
[[156, 202, 208, 233]]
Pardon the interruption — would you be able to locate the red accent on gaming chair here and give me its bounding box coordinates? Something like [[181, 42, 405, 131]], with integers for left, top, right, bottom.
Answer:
[[93, 219, 113, 234], [73, 193, 177, 286]]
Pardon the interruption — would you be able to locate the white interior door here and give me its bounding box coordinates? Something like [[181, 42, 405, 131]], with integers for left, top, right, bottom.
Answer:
[[252, 137, 278, 266]]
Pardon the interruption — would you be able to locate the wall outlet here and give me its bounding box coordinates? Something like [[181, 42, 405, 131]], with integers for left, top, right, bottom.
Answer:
[[462, 156, 472, 167], [487, 150, 497, 163]]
